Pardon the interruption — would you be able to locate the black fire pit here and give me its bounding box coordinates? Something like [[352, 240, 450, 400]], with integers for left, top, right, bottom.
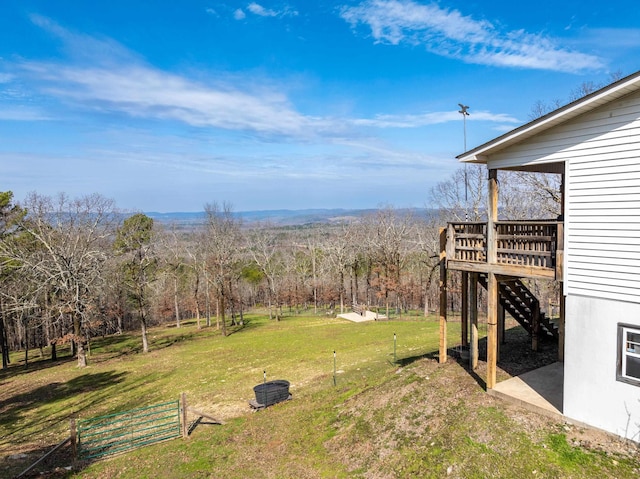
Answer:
[[251, 380, 291, 409]]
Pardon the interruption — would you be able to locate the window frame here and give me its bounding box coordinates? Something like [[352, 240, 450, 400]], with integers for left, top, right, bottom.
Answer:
[[617, 323, 640, 386]]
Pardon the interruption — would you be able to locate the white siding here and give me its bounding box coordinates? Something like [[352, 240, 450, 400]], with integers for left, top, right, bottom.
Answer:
[[566, 91, 640, 303], [564, 295, 640, 442], [486, 90, 640, 171], [487, 90, 640, 304]]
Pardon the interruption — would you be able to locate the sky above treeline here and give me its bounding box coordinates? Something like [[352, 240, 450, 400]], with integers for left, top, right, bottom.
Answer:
[[1, 1, 639, 212]]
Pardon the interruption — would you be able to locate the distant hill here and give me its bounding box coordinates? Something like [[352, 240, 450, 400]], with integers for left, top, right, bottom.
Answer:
[[146, 208, 436, 228]]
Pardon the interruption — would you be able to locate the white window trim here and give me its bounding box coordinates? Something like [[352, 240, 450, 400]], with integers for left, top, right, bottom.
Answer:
[[617, 323, 640, 386]]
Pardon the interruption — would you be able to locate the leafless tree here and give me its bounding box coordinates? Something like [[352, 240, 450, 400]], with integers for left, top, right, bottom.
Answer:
[[430, 164, 486, 222], [362, 207, 415, 317], [1, 192, 119, 367], [529, 70, 624, 120], [203, 202, 242, 334], [247, 224, 284, 320], [158, 225, 191, 328]]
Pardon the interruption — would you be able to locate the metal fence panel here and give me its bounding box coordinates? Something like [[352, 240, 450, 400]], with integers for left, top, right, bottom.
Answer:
[[77, 400, 181, 460]]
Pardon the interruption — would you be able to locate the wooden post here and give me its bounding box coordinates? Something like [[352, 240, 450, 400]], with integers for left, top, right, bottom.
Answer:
[[470, 273, 478, 370], [461, 272, 469, 348], [486, 169, 499, 389], [487, 273, 499, 389], [181, 392, 189, 438], [558, 292, 565, 362], [558, 174, 565, 362], [498, 303, 505, 361], [531, 300, 540, 352], [439, 227, 448, 363], [70, 418, 77, 459]]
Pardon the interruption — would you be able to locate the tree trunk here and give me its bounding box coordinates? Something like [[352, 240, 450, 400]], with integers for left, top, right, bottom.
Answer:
[[140, 313, 149, 353], [215, 298, 220, 330], [77, 341, 87, 367], [220, 292, 227, 337], [194, 274, 201, 329], [73, 313, 87, 367], [174, 276, 181, 328], [24, 318, 29, 369], [0, 313, 7, 370]]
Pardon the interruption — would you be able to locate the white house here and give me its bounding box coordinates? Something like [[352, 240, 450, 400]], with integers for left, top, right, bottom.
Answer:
[[439, 70, 640, 441]]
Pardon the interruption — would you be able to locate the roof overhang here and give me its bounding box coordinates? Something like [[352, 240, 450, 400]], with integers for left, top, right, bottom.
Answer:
[[458, 70, 640, 164]]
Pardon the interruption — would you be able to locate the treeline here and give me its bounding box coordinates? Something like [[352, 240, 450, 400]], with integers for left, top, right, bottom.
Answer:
[[0, 166, 562, 368]]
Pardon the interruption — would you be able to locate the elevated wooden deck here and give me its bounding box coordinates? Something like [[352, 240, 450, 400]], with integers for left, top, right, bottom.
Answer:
[[445, 221, 563, 280]]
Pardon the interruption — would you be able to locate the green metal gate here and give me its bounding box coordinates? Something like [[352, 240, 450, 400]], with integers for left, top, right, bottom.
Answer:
[[77, 400, 181, 460]]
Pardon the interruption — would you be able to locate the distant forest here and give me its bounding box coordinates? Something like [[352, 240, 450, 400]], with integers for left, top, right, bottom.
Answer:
[[0, 166, 561, 368]]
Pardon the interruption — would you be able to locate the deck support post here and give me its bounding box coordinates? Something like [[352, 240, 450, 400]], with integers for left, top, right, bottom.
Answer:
[[486, 169, 499, 389], [532, 300, 540, 352], [461, 272, 469, 347], [487, 273, 499, 389], [558, 292, 565, 362], [439, 227, 448, 363], [470, 273, 478, 370]]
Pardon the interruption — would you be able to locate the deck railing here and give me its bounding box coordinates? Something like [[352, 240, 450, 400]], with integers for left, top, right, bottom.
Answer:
[[446, 220, 563, 278]]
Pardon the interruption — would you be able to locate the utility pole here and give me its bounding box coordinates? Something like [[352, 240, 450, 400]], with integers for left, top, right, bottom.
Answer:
[[458, 104, 470, 221]]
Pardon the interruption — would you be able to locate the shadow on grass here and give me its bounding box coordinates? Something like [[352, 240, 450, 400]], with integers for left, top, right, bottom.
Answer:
[[4, 436, 76, 479], [392, 349, 439, 367], [0, 354, 77, 382], [443, 325, 559, 390], [0, 370, 128, 450]]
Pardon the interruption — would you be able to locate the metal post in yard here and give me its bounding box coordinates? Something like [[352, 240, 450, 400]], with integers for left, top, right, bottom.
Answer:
[[394, 333, 397, 364], [333, 350, 337, 386], [263, 370, 267, 407]]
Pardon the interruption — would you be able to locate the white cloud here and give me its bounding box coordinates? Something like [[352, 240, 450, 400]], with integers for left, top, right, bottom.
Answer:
[[246, 3, 298, 18], [0, 73, 15, 83], [14, 15, 517, 142], [247, 3, 278, 17], [340, 0, 604, 73], [233, 9, 246, 20], [205, 8, 218, 16], [22, 61, 317, 137], [0, 106, 51, 121], [351, 110, 519, 128]]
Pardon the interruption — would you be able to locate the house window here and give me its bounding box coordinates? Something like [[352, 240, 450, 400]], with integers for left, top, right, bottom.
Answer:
[[618, 324, 640, 385]]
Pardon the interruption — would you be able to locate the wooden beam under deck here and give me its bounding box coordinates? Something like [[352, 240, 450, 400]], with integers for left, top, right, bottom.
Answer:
[[446, 260, 556, 279]]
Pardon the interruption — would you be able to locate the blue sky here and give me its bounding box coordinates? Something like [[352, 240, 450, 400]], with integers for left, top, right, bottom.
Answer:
[[1, 1, 639, 212]]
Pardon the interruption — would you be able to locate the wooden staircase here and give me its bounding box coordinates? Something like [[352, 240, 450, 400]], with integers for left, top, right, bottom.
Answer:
[[478, 275, 559, 341]]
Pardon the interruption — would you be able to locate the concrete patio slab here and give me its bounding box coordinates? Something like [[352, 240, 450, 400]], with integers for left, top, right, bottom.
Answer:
[[489, 362, 564, 420]]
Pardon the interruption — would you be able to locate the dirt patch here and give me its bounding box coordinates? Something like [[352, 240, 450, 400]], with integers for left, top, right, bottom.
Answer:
[[326, 326, 640, 478]]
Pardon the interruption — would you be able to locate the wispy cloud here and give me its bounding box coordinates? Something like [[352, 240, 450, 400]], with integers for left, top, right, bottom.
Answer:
[[0, 107, 51, 121], [234, 3, 298, 20], [351, 110, 519, 128], [340, 0, 604, 73], [247, 2, 298, 18], [21, 60, 319, 137], [10, 15, 516, 142]]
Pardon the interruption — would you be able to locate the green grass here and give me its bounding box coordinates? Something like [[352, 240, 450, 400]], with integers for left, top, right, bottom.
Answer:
[[1, 311, 638, 478]]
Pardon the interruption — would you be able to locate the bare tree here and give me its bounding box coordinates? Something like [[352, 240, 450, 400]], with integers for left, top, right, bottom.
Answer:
[[1, 192, 119, 367], [529, 71, 625, 120], [248, 224, 284, 320], [429, 165, 486, 222], [325, 222, 359, 314], [363, 208, 415, 317], [158, 225, 190, 328], [203, 202, 242, 334]]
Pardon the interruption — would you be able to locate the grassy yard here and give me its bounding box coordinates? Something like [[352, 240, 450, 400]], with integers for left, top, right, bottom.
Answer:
[[1, 312, 638, 478]]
